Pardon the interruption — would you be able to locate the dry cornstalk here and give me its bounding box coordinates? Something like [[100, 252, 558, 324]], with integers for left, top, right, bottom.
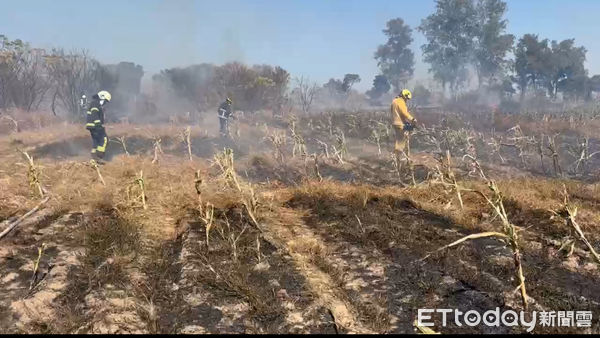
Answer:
[[464, 133, 478, 161], [551, 186, 600, 264], [30, 242, 47, 291], [232, 119, 241, 139], [533, 134, 546, 174], [391, 152, 403, 180], [475, 181, 529, 310], [420, 179, 530, 311], [327, 114, 334, 136], [229, 224, 249, 262], [546, 134, 562, 177], [332, 145, 344, 164], [334, 128, 347, 162], [1, 115, 20, 132], [152, 137, 163, 164], [355, 215, 365, 234], [243, 185, 262, 231], [181, 126, 193, 161], [0, 196, 50, 240], [487, 135, 505, 163], [433, 151, 464, 210], [136, 170, 147, 210], [194, 170, 203, 207], [213, 148, 241, 191], [312, 153, 323, 182], [89, 160, 106, 186], [292, 134, 307, 158], [369, 129, 382, 155], [376, 120, 391, 139], [400, 150, 417, 187], [289, 116, 307, 158], [114, 136, 130, 156], [420, 232, 509, 261], [566, 137, 600, 175], [256, 235, 262, 263], [346, 114, 359, 135], [415, 127, 443, 153], [263, 131, 286, 163], [127, 170, 147, 209], [201, 202, 215, 250], [213, 149, 264, 234], [303, 155, 310, 178], [316, 139, 330, 159], [501, 125, 531, 167], [557, 237, 575, 256], [462, 154, 488, 180], [19, 150, 44, 198]]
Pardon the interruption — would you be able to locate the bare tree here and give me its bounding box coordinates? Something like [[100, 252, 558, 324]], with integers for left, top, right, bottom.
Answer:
[[0, 36, 23, 111], [295, 76, 318, 114], [12, 48, 50, 111], [0, 37, 50, 112], [45, 49, 104, 118]]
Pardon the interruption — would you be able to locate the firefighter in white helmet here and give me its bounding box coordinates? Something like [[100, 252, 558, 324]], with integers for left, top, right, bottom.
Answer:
[[85, 90, 111, 161], [79, 93, 88, 115]]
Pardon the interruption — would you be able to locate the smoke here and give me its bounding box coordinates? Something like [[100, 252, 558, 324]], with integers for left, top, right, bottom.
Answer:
[[219, 28, 245, 63], [149, 0, 198, 70]]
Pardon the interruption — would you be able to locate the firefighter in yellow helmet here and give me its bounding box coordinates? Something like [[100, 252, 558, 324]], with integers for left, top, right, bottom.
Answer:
[[85, 90, 111, 161], [390, 89, 417, 155]]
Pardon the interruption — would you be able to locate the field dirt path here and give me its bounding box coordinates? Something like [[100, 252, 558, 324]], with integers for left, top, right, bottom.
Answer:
[[258, 201, 375, 334]]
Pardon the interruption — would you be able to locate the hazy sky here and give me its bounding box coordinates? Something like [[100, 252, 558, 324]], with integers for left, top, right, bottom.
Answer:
[[2, 0, 600, 91]]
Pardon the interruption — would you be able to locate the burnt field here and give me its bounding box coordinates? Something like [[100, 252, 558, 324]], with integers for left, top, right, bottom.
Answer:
[[1, 109, 600, 334]]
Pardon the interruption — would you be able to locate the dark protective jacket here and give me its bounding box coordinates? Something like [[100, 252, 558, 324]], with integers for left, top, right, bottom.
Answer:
[[218, 101, 232, 119], [85, 99, 104, 130]]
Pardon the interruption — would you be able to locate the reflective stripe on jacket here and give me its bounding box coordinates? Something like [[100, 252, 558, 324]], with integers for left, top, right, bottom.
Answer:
[[85, 100, 104, 129], [218, 101, 232, 119]]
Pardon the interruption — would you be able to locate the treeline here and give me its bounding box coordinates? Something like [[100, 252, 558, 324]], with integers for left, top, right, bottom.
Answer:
[[152, 62, 290, 114], [0, 33, 295, 118], [154, 64, 370, 115], [367, 0, 600, 104], [0, 34, 143, 119]]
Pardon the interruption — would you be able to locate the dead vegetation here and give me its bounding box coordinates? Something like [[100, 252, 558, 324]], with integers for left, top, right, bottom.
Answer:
[[1, 108, 600, 334]]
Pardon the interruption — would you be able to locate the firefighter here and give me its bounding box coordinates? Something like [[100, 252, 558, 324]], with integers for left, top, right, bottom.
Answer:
[[218, 97, 233, 137], [79, 93, 88, 115], [390, 89, 417, 155], [85, 90, 111, 161]]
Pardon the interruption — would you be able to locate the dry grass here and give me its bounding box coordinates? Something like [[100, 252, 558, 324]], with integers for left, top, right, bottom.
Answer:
[[285, 176, 600, 313], [2, 111, 600, 334]]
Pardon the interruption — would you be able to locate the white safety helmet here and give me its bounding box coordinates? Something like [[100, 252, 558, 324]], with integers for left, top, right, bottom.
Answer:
[[97, 90, 111, 102]]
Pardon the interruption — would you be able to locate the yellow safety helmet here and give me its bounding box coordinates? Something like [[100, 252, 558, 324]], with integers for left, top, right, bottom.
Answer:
[[98, 90, 112, 102], [226, 97, 232, 104], [401, 89, 412, 100]]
